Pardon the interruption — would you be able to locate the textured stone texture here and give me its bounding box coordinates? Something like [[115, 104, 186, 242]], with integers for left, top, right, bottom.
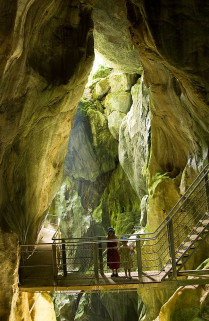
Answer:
[[104, 92, 132, 114], [10, 292, 56, 321], [75, 292, 140, 321], [93, 0, 142, 73], [107, 110, 126, 140], [51, 70, 141, 238], [0, 0, 94, 243], [119, 76, 150, 199], [92, 77, 111, 99], [0, 0, 209, 320], [125, 0, 209, 229], [138, 286, 178, 321], [158, 286, 206, 321], [0, 227, 19, 321]]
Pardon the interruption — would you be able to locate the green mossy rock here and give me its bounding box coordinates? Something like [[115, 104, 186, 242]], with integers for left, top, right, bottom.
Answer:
[[107, 110, 126, 140], [104, 91, 132, 114], [108, 73, 138, 92], [92, 165, 141, 235], [92, 65, 112, 80], [92, 77, 110, 99]]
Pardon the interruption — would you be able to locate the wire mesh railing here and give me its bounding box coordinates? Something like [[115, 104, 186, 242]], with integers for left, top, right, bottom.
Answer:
[[19, 164, 209, 286]]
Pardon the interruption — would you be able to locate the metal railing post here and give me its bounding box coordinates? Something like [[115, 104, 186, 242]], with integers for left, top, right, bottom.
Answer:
[[166, 217, 177, 278], [93, 243, 99, 284], [98, 237, 104, 276], [204, 170, 209, 212], [62, 239, 67, 277], [52, 244, 58, 283], [136, 239, 143, 282]]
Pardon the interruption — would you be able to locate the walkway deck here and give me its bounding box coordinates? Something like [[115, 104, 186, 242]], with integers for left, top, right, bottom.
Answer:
[[19, 165, 209, 292], [20, 271, 209, 292]]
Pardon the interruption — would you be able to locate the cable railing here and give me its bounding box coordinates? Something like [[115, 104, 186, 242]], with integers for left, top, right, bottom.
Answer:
[[19, 164, 209, 286]]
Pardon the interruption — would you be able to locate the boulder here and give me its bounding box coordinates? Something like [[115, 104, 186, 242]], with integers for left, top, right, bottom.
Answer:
[[108, 73, 138, 92], [92, 77, 110, 99], [104, 92, 132, 114], [107, 110, 126, 140]]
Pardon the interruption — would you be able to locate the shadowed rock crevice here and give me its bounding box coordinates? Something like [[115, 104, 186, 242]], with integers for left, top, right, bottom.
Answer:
[[28, 1, 94, 85]]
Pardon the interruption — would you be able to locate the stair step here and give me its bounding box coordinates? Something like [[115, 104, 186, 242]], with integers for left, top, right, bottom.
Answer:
[[164, 261, 182, 272], [177, 248, 189, 254], [182, 242, 195, 249], [176, 252, 189, 259], [188, 235, 202, 241], [194, 226, 209, 233], [200, 219, 209, 226]]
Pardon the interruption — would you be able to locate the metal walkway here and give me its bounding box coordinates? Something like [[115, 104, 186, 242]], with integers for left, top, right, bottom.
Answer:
[[19, 164, 209, 292]]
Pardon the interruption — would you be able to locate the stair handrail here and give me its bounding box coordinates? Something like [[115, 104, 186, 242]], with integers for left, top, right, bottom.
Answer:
[[133, 163, 209, 239]]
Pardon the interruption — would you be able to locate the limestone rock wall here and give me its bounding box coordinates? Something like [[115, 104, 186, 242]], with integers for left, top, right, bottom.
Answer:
[[74, 292, 141, 321], [93, 0, 142, 73], [0, 0, 94, 244], [9, 292, 56, 321], [50, 70, 142, 238], [119, 75, 150, 199], [0, 227, 19, 321], [51, 70, 143, 320], [125, 0, 209, 230], [0, 1, 94, 319]]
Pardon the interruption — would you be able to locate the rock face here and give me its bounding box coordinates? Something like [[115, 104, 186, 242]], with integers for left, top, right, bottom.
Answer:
[[0, 0, 94, 244], [75, 292, 141, 321], [122, 0, 209, 232], [51, 70, 142, 239], [0, 227, 19, 321], [158, 285, 209, 321], [93, 0, 142, 73], [0, 1, 94, 319], [51, 70, 143, 320], [10, 292, 56, 321], [119, 75, 150, 199], [0, 0, 209, 320]]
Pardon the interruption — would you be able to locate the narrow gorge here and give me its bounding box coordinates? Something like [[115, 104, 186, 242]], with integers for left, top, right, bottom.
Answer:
[[0, 0, 208, 321]]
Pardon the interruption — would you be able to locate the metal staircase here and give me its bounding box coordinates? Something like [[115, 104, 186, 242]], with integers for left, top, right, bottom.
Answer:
[[137, 163, 209, 282]]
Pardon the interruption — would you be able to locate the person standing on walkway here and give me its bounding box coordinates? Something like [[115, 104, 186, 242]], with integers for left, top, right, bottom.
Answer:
[[119, 236, 134, 279], [106, 227, 120, 277]]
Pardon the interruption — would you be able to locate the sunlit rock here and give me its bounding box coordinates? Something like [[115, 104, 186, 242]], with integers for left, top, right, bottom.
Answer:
[[119, 77, 150, 199], [93, 0, 142, 73], [107, 110, 126, 140], [104, 92, 132, 115], [92, 77, 111, 99], [10, 292, 56, 321], [108, 73, 138, 92], [126, 0, 209, 228], [138, 286, 178, 321], [140, 195, 148, 227], [159, 286, 204, 321]]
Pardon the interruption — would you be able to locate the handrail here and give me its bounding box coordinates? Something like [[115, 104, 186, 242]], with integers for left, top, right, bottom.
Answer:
[[19, 164, 209, 286], [139, 163, 209, 238]]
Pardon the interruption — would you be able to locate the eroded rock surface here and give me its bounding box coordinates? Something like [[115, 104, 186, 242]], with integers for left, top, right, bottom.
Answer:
[[119, 75, 150, 199], [0, 0, 94, 244], [0, 227, 19, 321], [93, 0, 142, 73]]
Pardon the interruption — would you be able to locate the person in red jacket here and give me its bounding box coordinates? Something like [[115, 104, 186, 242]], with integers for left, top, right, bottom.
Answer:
[[106, 227, 120, 277]]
